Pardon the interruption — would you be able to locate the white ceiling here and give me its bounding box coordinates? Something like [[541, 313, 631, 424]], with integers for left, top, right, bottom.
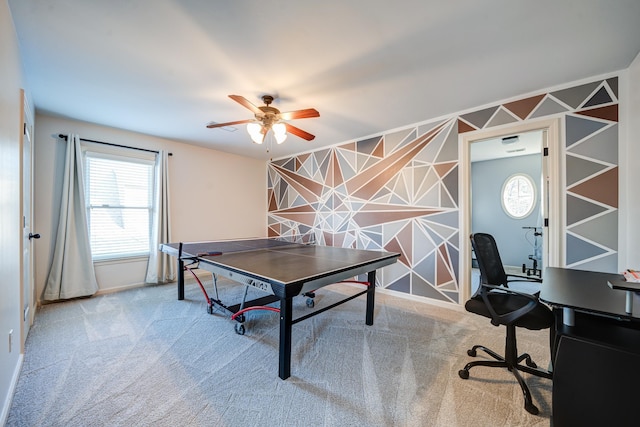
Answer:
[[470, 130, 542, 163], [8, 0, 640, 160]]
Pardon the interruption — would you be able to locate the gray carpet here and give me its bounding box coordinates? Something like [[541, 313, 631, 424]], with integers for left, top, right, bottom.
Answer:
[[7, 276, 552, 426]]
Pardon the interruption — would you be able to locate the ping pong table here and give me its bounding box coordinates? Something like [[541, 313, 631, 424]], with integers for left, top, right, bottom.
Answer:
[[160, 238, 400, 379]]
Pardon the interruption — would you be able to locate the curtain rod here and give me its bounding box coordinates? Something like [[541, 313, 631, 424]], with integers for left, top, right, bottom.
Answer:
[[58, 134, 172, 156]]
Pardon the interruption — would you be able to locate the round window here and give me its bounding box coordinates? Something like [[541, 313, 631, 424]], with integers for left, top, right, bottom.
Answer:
[[501, 174, 536, 218]]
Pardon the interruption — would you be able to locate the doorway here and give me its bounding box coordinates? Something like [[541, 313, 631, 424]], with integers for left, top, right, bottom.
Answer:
[[470, 130, 544, 294], [459, 118, 562, 303]]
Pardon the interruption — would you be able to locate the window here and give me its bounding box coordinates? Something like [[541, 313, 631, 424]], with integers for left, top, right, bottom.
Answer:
[[501, 173, 536, 219], [83, 145, 156, 260]]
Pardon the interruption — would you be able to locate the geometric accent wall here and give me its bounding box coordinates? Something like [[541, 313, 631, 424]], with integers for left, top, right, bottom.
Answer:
[[269, 76, 619, 305], [459, 77, 619, 274], [268, 120, 461, 303], [564, 84, 619, 272]]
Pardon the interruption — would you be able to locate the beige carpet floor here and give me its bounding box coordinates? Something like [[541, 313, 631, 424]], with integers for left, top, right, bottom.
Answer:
[[7, 276, 552, 426]]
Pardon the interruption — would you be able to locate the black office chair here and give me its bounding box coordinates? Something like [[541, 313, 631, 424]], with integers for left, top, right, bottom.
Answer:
[[459, 233, 553, 415]]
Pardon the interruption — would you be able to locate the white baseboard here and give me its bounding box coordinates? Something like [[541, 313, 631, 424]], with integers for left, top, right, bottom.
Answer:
[[1, 353, 23, 426], [330, 280, 464, 312], [95, 282, 147, 296], [95, 271, 213, 296], [377, 287, 466, 312]]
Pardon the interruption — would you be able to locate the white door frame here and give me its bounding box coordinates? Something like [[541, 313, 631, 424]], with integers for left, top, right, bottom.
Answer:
[[19, 89, 35, 353], [458, 117, 562, 303]]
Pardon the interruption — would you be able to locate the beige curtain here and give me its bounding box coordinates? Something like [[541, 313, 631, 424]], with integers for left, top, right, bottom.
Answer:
[[145, 150, 174, 284], [44, 134, 98, 300]]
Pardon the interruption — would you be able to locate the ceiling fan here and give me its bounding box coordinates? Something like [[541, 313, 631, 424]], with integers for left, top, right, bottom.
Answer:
[[207, 94, 320, 144]]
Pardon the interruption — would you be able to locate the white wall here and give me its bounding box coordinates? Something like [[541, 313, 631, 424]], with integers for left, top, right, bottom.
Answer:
[[625, 52, 640, 268], [0, 0, 25, 423], [34, 114, 267, 298]]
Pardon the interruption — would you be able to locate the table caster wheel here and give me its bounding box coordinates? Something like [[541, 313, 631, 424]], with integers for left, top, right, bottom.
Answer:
[[306, 298, 315, 308], [467, 349, 477, 357], [458, 369, 469, 379], [235, 323, 245, 335]]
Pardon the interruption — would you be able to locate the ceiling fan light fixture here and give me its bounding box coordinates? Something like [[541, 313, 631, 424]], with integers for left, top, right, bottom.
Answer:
[[273, 123, 287, 144], [247, 122, 264, 144], [208, 94, 319, 146]]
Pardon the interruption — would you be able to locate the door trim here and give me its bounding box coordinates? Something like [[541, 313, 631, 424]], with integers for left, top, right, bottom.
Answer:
[[458, 118, 562, 303], [19, 89, 35, 353]]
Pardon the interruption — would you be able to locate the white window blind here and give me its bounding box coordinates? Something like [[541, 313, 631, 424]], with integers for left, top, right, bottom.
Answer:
[[84, 148, 156, 260]]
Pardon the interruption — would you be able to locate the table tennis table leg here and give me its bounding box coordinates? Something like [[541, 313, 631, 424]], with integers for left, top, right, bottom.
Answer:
[[278, 297, 293, 380], [177, 258, 185, 300], [366, 270, 376, 325]]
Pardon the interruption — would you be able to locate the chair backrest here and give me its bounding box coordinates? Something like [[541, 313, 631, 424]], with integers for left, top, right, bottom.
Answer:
[[471, 233, 508, 287]]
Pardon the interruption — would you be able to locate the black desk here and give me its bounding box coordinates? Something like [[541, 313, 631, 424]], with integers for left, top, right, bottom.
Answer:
[[540, 267, 640, 427]]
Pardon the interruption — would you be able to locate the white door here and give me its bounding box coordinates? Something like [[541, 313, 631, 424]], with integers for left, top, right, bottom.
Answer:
[[21, 90, 37, 352]]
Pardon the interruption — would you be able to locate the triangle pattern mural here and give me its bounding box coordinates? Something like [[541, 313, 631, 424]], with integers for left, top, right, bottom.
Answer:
[[503, 94, 545, 120], [268, 77, 620, 306], [455, 77, 619, 273], [269, 119, 460, 302], [529, 95, 570, 118], [562, 81, 618, 271]]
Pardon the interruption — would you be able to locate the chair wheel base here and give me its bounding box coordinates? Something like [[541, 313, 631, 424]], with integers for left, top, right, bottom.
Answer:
[[458, 369, 469, 379]]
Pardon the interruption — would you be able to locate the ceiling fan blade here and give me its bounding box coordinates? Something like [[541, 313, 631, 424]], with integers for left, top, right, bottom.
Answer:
[[206, 119, 253, 128], [229, 95, 262, 115], [280, 108, 320, 120], [285, 123, 315, 141]]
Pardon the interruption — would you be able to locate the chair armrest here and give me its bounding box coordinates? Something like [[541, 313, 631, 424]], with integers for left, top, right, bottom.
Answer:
[[506, 274, 542, 283], [482, 283, 540, 299], [505, 274, 542, 297], [480, 284, 540, 326]]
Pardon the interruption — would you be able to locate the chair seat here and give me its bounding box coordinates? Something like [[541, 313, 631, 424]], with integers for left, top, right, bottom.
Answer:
[[465, 293, 554, 330]]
